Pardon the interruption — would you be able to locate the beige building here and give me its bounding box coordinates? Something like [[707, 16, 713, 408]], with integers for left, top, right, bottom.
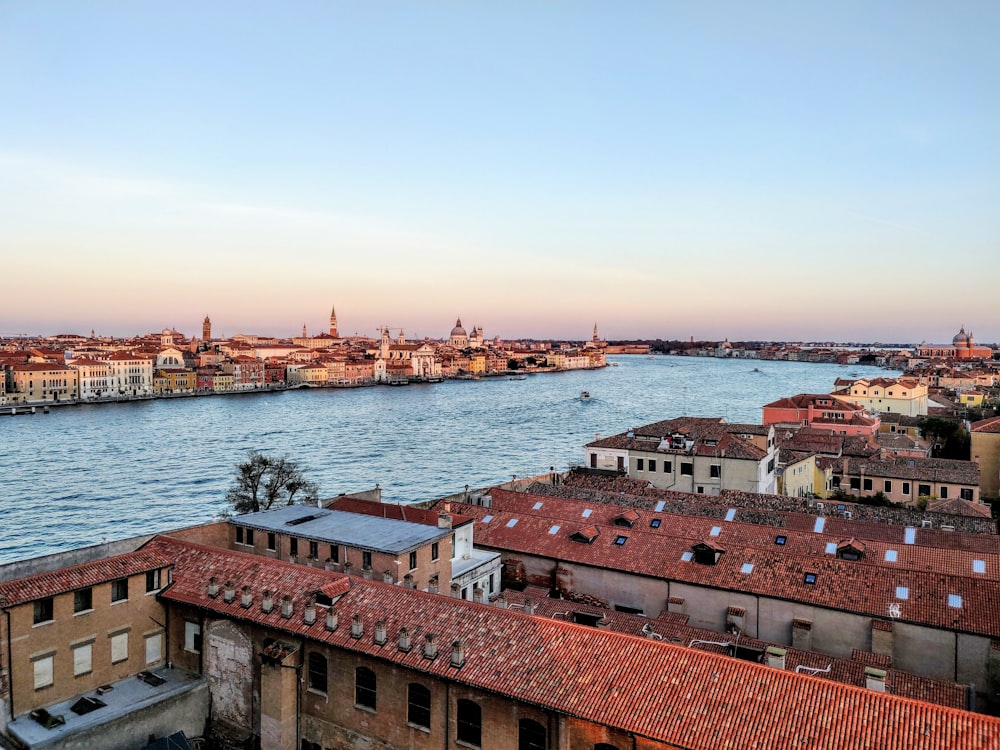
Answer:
[[832, 377, 928, 416], [5, 363, 79, 404], [971, 416, 1000, 502]]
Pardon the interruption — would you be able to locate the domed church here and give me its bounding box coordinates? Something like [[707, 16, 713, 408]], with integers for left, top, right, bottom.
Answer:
[[917, 325, 993, 359]]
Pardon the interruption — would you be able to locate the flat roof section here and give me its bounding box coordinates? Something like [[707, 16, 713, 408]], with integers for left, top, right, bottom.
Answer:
[[231, 505, 451, 554]]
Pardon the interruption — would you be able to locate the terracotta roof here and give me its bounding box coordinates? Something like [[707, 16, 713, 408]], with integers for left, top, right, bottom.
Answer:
[[836, 456, 980, 486], [325, 497, 473, 528], [971, 416, 1000, 435], [0, 548, 171, 607], [149, 536, 1000, 748]]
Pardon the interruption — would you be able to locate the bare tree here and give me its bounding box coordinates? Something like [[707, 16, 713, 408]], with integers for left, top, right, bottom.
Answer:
[[226, 450, 319, 514]]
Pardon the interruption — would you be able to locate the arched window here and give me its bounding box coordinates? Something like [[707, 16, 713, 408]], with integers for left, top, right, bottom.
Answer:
[[355, 666, 376, 710], [518, 718, 547, 750], [456, 699, 481, 747], [307, 652, 327, 693], [407, 683, 431, 729]]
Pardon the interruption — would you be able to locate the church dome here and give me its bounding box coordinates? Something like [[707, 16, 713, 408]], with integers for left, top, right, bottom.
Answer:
[[952, 326, 970, 346], [451, 318, 467, 337]]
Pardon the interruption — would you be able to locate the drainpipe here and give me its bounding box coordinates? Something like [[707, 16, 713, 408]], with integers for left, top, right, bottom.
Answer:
[[3, 605, 13, 720], [445, 682, 450, 750]]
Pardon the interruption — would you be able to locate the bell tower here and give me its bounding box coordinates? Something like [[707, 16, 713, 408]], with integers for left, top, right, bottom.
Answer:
[[330, 305, 338, 337], [203, 315, 211, 342]]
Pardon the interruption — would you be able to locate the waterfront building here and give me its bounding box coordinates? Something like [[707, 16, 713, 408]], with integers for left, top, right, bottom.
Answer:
[[763, 393, 880, 436], [5, 362, 79, 404], [448, 318, 468, 348], [67, 358, 112, 401], [917, 326, 993, 360], [153, 368, 196, 394], [101, 351, 153, 398], [832, 377, 929, 417], [585, 417, 778, 495]]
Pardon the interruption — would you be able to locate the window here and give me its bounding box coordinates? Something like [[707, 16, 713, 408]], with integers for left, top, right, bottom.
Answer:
[[145, 633, 163, 665], [355, 666, 376, 710], [940, 486, 949, 499], [290, 537, 299, 556], [635, 458, 644, 471], [850, 478, 861, 490], [308, 652, 328, 693], [680, 463, 693, 476], [146, 569, 161, 593], [803, 573, 817, 585], [884, 480, 892, 493], [961, 488, 974, 501], [74, 587, 93, 613], [863, 478, 873, 492], [902, 482, 910, 495], [73, 643, 93, 676], [362, 551, 372, 568], [184, 621, 202, 653], [775, 535, 787, 545], [267, 532, 277, 551], [710, 464, 721, 478], [309, 540, 319, 558], [34, 654, 54, 690], [614, 536, 627, 546], [650, 519, 661, 529], [407, 683, 431, 729], [431, 542, 439, 561], [918, 484, 931, 497], [33, 597, 54, 625], [663, 461, 672, 473], [409, 551, 418, 569], [518, 718, 547, 750], [330, 544, 339, 562], [235, 526, 244, 544], [245, 528, 254, 545], [110, 631, 129, 663], [648, 459, 656, 472], [111, 578, 128, 603], [456, 699, 481, 746]]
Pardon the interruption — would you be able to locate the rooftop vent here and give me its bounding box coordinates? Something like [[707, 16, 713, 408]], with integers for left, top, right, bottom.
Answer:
[[207, 577, 220, 598], [351, 614, 364, 639], [423, 633, 438, 659], [325, 608, 339, 632], [374, 620, 387, 646], [223, 581, 236, 604], [285, 514, 320, 526], [398, 627, 412, 652], [280, 595, 293, 619], [303, 599, 317, 625], [261, 590, 274, 614], [451, 640, 466, 668], [240, 585, 253, 608]]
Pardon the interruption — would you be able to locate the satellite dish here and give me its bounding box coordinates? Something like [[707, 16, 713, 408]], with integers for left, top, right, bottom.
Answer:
[[888, 603, 901, 619]]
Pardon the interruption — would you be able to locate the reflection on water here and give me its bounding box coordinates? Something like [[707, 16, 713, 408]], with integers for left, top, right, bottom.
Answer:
[[0, 355, 894, 562]]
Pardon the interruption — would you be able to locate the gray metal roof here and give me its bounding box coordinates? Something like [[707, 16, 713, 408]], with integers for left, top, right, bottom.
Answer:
[[232, 504, 449, 554]]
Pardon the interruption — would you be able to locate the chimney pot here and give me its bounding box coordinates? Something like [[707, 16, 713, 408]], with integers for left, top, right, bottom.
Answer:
[[304, 599, 317, 625], [223, 581, 236, 603], [207, 576, 220, 598], [374, 620, 387, 645], [262, 590, 274, 613], [423, 633, 437, 659], [450, 639, 465, 668], [398, 626, 412, 652], [240, 585, 253, 609], [351, 614, 364, 639], [280, 595, 293, 619], [325, 608, 339, 631]]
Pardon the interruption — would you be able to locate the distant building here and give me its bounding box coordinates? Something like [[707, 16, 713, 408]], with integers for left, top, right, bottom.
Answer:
[[832, 377, 929, 417], [971, 415, 1000, 501], [917, 326, 992, 360]]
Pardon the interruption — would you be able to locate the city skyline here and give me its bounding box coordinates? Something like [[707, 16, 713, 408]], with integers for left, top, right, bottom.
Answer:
[[2, 3, 999, 342]]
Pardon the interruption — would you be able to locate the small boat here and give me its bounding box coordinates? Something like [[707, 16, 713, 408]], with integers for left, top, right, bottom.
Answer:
[[611, 362, 619, 367], [753, 367, 760, 373], [509, 375, 526, 381], [580, 391, 591, 401]]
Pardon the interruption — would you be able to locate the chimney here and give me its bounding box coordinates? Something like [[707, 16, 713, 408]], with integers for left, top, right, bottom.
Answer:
[[280, 595, 293, 619], [403, 573, 415, 589], [428, 578, 439, 594], [374, 620, 387, 646], [865, 667, 887, 692], [495, 593, 507, 609], [325, 608, 339, 632], [223, 581, 236, 604], [473, 587, 485, 603], [351, 614, 364, 639], [450, 640, 466, 669], [207, 576, 220, 598], [398, 627, 412, 652], [423, 633, 437, 659], [240, 585, 253, 609], [303, 599, 316, 625], [450, 583, 461, 599], [523, 598, 536, 615], [262, 590, 274, 614], [438, 512, 452, 529], [765, 646, 786, 670], [383, 571, 394, 584]]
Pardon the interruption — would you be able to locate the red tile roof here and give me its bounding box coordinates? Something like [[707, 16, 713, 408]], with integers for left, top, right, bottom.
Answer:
[[148, 536, 1000, 749]]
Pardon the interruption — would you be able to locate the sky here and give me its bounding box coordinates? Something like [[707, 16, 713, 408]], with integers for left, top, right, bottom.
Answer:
[[2, 2, 999, 344]]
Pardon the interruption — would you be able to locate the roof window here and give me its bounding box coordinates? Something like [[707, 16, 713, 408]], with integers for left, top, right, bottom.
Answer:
[[614, 535, 628, 546], [884, 550, 897, 562], [654, 501, 666, 512], [505, 519, 518, 528], [692, 541, 724, 566], [824, 542, 837, 555], [532, 502, 543, 510], [481, 514, 493, 523], [709, 526, 721, 537], [681, 551, 693, 562], [740, 563, 754, 574], [547, 525, 561, 535], [774, 535, 787, 545], [948, 594, 963, 609], [973, 560, 986, 574], [571, 526, 600, 544], [614, 510, 640, 528], [803, 572, 818, 585], [724, 509, 736, 522], [895, 586, 909, 600], [582, 509, 593, 518], [650, 518, 661, 529]]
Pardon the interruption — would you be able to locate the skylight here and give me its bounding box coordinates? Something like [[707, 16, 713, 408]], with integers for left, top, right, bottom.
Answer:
[[948, 594, 963, 609], [904, 527, 916, 545], [548, 525, 561, 535], [896, 586, 909, 600], [655, 501, 666, 512], [709, 526, 721, 537], [614, 536, 628, 546], [884, 550, 897, 562], [825, 542, 837, 555], [725, 509, 736, 522], [804, 572, 817, 584], [775, 535, 787, 546], [481, 515, 493, 523], [740, 563, 754, 574], [506, 519, 518, 528], [681, 551, 693, 562], [532, 502, 543, 510], [650, 519, 661, 529], [582, 509, 592, 518], [813, 518, 825, 534], [973, 560, 986, 574]]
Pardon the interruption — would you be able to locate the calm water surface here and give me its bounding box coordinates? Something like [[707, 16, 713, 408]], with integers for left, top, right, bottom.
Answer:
[[0, 355, 895, 563]]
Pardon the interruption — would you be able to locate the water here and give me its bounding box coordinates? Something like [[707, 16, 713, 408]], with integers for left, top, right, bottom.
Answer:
[[0, 355, 895, 563]]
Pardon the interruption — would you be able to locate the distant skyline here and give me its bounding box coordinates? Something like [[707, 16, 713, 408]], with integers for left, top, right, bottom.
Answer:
[[2, 3, 998, 343]]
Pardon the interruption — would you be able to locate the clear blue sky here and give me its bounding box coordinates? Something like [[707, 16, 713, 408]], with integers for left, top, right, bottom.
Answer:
[[2, 2, 998, 343]]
